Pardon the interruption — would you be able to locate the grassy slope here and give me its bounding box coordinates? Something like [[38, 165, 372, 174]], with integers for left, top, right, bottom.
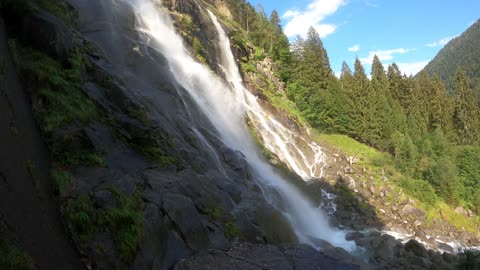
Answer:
[[315, 132, 480, 235]]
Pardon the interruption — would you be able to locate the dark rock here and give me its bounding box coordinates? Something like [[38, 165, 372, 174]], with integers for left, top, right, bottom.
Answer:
[[162, 194, 209, 251], [254, 204, 298, 244], [405, 239, 427, 258], [372, 234, 403, 260], [436, 242, 454, 253], [92, 190, 116, 208], [174, 243, 362, 270], [345, 232, 365, 241], [19, 11, 73, 61]]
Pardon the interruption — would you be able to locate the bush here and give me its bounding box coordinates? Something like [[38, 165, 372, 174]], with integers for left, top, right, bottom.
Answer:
[[9, 41, 97, 133], [99, 188, 144, 262], [398, 176, 438, 206], [457, 249, 480, 270], [0, 241, 34, 270], [51, 169, 71, 195]]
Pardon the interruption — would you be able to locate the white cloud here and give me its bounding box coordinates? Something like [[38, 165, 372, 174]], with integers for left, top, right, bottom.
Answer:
[[282, 0, 346, 38], [359, 48, 415, 64], [348, 44, 360, 52], [425, 35, 457, 47], [396, 61, 430, 76]]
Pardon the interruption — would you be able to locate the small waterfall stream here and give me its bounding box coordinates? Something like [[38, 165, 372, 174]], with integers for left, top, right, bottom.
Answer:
[[130, 0, 355, 251]]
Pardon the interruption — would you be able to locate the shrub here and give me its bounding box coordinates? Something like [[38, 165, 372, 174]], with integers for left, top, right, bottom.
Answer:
[[0, 241, 34, 270]]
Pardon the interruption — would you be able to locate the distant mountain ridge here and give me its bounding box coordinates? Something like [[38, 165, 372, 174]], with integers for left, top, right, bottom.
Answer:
[[421, 19, 480, 94]]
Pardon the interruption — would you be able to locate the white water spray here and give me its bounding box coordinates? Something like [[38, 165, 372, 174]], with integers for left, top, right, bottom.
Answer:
[[130, 0, 355, 251]]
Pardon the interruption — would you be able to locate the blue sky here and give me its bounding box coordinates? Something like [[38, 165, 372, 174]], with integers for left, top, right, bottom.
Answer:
[[248, 0, 479, 76]]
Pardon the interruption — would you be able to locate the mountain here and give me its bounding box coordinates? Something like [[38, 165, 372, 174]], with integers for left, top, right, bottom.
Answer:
[[1, 0, 480, 269], [422, 19, 480, 94]]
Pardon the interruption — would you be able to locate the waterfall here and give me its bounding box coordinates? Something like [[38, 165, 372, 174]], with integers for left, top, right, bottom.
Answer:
[[130, 0, 355, 251]]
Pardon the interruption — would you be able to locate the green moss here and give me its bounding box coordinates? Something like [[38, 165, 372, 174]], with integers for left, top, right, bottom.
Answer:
[[0, 241, 34, 270], [51, 169, 71, 195]]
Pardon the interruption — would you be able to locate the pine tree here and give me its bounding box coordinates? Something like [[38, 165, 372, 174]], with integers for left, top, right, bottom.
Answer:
[[453, 70, 480, 145], [302, 26, 332, 89]]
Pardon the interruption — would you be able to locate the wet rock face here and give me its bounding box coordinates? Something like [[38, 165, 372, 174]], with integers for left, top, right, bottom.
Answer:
[[353, 232, 458, 270], [174, 243, 361, 270]]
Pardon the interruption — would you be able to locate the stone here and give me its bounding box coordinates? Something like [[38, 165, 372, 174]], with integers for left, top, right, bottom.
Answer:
[[19, 11, 73, 61], [162, 194, 209, 251], [344, 166, 354, 174], [345, 232, 365, 241], [347, 156, 360, 165], [401, 205, 425, 218], [344, 175, 356, 189], [405, 239, 427, 258], [454, 207, 468, 215]]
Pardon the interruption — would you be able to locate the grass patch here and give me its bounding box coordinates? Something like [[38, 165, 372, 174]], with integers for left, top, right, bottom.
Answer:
[[201, 207, 223, 221], [37, 0, 76, 26], [9, 41, 97, 133], [0, 241, 34, 270], [64, 188, 144, 262], [65, 194, 96, 241], [51, 169, 71, 195], [314, 133, 382, 164], [99, 188, 144, 262], [223, 221, 241, 240], [52, 134, 106, 167]]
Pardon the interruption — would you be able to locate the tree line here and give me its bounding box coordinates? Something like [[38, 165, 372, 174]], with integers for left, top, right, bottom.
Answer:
[[216, 1, 480, 213]]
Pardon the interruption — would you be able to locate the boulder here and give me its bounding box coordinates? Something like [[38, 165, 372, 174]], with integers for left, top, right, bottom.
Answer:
[[405, 239, 427, 258], [19, 11, 73, 61], [162, 194, 209, 251], [401, 205, 425, 218], [345, 232, 365, 241]]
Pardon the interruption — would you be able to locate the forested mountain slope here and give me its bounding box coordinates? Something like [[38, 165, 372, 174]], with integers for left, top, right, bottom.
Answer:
[[422, 19, 480, 97]]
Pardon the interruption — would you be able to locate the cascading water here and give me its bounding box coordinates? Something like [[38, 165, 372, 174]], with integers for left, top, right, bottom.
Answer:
[[130, 0, 355, 251]]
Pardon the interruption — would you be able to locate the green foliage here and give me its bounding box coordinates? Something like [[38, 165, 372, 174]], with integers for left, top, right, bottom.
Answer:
[[52, 134, 106, 167], [99, 188, 144, 262], [253, 46, 266, 61], [397, 176, 438, 206], [457, 249, 480, 270], [422, 19, 480, 98], [51, 169, 71, 195], [457, 146, 480, 212], [37, 0, 76, 26], [65, 188, 144, 262], [9, 41, 97, 133], [65, 194, 96, 240], [0, 241, 34, 270], [201, 207, 223, 221], [223, 221, 241, 240]]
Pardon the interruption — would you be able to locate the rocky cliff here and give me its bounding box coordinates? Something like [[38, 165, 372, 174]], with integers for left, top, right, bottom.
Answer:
[[0, 0, 477, 270]]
